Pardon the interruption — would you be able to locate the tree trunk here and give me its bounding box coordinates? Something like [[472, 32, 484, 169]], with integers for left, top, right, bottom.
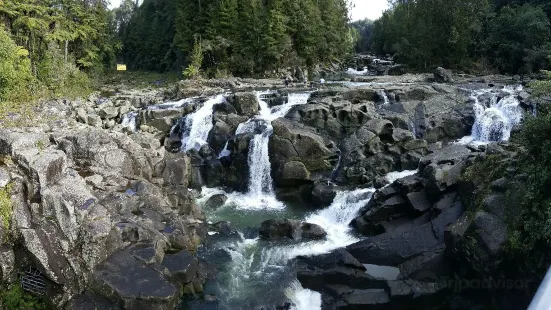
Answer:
[[65, 40, 68, 63]]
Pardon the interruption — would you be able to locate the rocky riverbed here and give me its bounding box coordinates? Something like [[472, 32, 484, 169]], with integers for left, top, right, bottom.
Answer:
[[0, 71, 538, 309]]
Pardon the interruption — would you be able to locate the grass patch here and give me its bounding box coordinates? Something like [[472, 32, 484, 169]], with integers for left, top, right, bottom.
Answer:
[[0, 183, 13, 236]]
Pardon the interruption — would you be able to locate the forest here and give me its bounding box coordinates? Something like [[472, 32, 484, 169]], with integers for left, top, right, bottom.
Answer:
[[0, 0, 353, 105], [117, 0, 353, 76], [358, 0, 551, 74], [2, 0, 551, 106]]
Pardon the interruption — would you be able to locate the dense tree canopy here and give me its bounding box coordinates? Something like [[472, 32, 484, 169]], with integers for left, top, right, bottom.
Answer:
[[0, 0, 117, 100], [117, 0, 355, 76], [367, 0, 551, 74]]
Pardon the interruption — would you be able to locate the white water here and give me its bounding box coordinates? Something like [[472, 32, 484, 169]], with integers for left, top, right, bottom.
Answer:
[[378, 89, 389, 104], [286, 281, 322, 310], [121, 111, 138, 131], [147, 97, 194, 110], [201, 167, 418, 309], [458, 85, 523, 144], [228, 92, 310, 210], [385, 170, 418, 184], [347, 67, 368, 76], [181, 94, 226, 152]]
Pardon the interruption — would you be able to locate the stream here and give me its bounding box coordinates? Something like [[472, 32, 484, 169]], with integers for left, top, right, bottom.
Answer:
[[120, 82, 525, 310]]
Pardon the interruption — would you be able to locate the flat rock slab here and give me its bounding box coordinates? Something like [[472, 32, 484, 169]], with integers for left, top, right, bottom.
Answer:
[[91, 249, 179, 310], [162, 249, 199, 283]]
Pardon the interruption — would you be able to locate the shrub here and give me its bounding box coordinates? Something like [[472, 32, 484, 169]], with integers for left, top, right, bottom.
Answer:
[[36, 44, 91, 99], [0, 283, 48, 310], [0, 29, 35, 103]]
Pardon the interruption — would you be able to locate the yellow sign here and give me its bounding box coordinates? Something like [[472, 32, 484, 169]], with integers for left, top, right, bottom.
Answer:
[[116, 64, 127, 71]]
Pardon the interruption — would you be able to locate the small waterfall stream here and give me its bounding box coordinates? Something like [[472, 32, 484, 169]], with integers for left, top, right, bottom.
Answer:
[[181, 94, 226, 151], [458, 85, 524, 144]]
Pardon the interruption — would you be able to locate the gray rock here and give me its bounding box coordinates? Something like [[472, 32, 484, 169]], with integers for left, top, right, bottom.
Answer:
[[87, 114, 103, 127], [259, 219, 327, 241], [229, 92, 259, 117], [161, 249, 199, 283], [98, 106, 119, 120], [91, 249, 180, 310], [445, 211, 507, 273], [348, 201, 463, 266], [0, 167, 10, 188], [406, 190, 431, 213], [0, 246, 15, 283], [434, 67, 454, 83], [203, 194, 227, 209]]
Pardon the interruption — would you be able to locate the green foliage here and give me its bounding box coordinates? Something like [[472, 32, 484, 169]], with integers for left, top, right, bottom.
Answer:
[[183, 38, 204, 79], [370, 0, 490, 70], [124, 0, 353, 75], [0, 283, 48, 310], [350, 19, 373, 53], [486, 4, 551, 74], [0, 182, 13, 238], [0, 0, 117, 108], [0, 28, 35, 103], [530, 70, 551, 97], [368, 0, 551, 74]]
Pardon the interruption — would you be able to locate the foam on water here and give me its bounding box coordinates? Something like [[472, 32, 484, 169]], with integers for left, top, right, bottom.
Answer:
[[121, 111, 138, 131], [458, 85, 524, 144], [286, 281, 322, 310], [346, 67, 368, 76]]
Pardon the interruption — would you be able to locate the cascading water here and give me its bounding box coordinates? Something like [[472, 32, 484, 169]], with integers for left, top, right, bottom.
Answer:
[[224, 92, 310, 210], [199, 169, 417, 310], [459, 85, 524, 144], [185, 88, 419, 310], [121, 111, 138, 131], [377, 89, 389, 104], [180, 94, 226, 151]]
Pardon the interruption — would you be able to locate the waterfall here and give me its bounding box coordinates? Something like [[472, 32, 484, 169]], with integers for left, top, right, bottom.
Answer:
[[346, 67, 368, 76], [181, 94, 226, 151], [286, 281, 322, 310], [218, 141, 231, 158], [223, 92, 310, 210], [377, 89, 389, 104], [246, 130, 276, 198], [459, 85, 523, 144], [121, 111, 138, 131]]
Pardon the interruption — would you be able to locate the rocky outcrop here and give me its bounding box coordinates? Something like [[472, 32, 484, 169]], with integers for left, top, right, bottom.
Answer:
[[434, 67, 454, 83], [295, 143, 530, 309], [259, 219, 326, 241], [0, 126, 208, 308], [227, 92, 260, 118]]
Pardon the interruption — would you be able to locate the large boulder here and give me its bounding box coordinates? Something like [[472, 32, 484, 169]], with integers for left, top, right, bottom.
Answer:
[[228, 92, 260, 117], [434, 67, 454, 83], [269, 118, 336, 190], [259, 219, 327, 241], [347, 199, 464, 266], [90, 245, 201, 310]]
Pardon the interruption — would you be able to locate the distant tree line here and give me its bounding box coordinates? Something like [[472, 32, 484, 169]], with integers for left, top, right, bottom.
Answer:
[[114, 0, 355, 76], [363, 0, 551, 74]]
